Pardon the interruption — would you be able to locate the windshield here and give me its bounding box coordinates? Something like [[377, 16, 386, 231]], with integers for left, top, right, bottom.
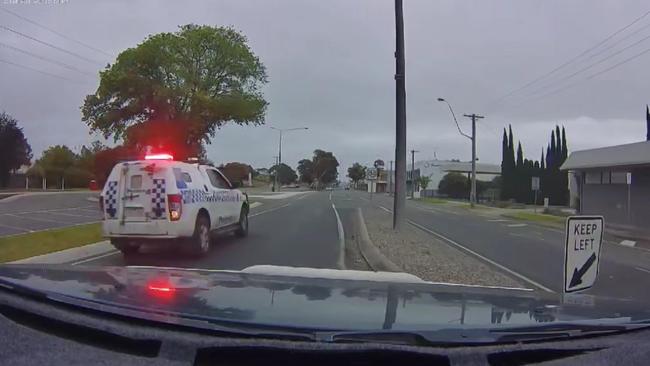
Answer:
[[2, 0, 650, 344]]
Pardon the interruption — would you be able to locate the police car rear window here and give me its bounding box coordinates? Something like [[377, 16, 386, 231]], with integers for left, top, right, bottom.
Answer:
[[182, 172, 192, 182]]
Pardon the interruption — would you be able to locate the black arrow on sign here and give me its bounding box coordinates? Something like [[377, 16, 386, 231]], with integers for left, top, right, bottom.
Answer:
[[569, 253, 597, 288]]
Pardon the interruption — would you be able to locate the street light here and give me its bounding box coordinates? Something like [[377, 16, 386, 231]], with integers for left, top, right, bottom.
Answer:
[[270, 126, 309, 191], [437, 97, 480, 207]]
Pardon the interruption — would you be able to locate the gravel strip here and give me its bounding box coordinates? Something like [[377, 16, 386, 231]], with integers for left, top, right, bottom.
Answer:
[[363, 206, 524, 288]]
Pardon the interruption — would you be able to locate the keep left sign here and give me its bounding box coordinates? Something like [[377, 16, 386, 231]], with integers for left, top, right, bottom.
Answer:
[[564, 216, 604, 293]]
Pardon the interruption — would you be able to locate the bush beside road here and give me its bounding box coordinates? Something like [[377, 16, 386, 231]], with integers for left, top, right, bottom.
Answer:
[[0, 223, 102, 263]]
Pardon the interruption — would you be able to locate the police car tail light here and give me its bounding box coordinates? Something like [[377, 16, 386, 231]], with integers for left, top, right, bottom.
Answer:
[[145, 153, 174, 160], [168, 194, 182, 221]]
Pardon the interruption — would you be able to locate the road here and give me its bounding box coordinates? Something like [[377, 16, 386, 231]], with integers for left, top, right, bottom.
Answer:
[[345, 190, 650, 303], [0, 192, 101, 237], [77, 191, 344, 270], [6, 189, 650, 304]]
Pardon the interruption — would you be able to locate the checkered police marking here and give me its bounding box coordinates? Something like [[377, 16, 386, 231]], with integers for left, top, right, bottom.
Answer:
[[181, 189, 240, 204], [104, 181, 118, 219], [151, 179, 166, 219]]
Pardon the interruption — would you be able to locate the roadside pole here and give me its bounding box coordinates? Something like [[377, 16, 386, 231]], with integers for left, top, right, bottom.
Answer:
[[410, 149, 418, 199], [393, 0, 407, 230], [463, 113, 484, 208]]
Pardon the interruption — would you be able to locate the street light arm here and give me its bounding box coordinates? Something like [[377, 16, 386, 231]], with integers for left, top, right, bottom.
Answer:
[[440, 100, 471, 140]]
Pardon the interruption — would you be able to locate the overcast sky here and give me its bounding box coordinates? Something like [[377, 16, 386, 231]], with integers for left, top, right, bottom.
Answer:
[[2, 0, 650, 176]]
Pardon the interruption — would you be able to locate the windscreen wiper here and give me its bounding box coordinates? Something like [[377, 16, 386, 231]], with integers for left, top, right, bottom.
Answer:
[[314, 322, 650, 346]]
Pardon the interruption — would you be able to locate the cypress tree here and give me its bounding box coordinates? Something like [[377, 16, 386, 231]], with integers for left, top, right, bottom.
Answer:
[[501, 128, 509, 199], [516, 142, 524, 202]]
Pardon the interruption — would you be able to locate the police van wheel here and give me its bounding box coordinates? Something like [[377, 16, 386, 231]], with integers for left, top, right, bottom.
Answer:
[[110, 239, 139, 255], [235, 207, 249, 238], [191, 215, 211, 256]]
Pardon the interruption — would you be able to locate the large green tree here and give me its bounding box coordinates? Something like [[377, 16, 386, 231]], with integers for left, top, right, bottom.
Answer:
[[82, 24, 268, 159], [312, 149, 339, 185], [270, 163, 297, 185], [347, 163, 366, 187], [38, 145, 77, 188], [0, 112, 32, 187], [297, 159, 314, 183]]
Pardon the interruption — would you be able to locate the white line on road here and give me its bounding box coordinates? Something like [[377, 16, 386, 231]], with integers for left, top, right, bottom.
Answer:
[[378, 205, 391, 213], [488, 219, 509, 222], [507, 223, 528, 228], [329, 192, 332, 201], [620, 240, 637, 247], [5, 213, 65, 224], [331, 203, 346, 270], [296, 193, 309, 200], [635, 266, 650, 274], [70, 251, 119, 265], [407, 220, 554, 293], [249, 203, 290, 218]]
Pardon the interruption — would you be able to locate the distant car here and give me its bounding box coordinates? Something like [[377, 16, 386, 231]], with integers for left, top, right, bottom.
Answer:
[[99, 153, 249, 257]]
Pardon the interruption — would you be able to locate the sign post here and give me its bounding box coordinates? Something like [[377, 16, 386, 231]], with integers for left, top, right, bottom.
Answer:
[[367, 167, 378, 200], [564, 216, 604, 293], [531, 176, 540, 213]]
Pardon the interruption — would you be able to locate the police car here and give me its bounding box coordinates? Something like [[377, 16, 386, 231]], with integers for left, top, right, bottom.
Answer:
[[99, 153, 249, 257]]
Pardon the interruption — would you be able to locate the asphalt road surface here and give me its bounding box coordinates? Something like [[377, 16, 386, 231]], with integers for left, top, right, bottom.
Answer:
[[79, 191, 343, 270], [31, 188, 650, 304], [0, 192, 101, 237], [343, 190, 650, 303]]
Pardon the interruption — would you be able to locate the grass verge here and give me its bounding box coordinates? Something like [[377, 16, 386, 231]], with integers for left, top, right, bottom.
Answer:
[[418, 197, 448, 205], [0, 223, 103, 263], [502, 212, 566, 227]]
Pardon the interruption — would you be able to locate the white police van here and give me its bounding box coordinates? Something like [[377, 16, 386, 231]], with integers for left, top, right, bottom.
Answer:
[[100, 153, 249, 257]]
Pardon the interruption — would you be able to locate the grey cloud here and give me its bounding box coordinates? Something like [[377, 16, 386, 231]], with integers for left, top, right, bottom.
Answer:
[[2, 0, 650, 176]]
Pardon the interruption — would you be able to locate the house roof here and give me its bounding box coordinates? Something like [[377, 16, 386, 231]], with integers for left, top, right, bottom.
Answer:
[[561, 140, 650, 170]]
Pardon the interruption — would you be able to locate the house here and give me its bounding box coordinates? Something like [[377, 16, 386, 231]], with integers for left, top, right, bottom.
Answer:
[[412, 159, 500, 196], [561, 140, 650, 226], [561, 107, 650, 227]]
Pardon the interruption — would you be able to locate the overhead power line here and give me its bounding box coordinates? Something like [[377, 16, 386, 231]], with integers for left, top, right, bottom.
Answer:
[[523, 32, 650, 98], [492, 9, 650, 104], [0, 58, 83, 83], [514, 44, 650, 108], [0, 41, 95, 77], [0, 25, 102, 64], [0, 7, 111, 57]]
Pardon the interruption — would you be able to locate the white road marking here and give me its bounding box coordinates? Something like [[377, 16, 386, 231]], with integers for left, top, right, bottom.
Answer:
[[635, 266, 650, 274], [331, 203, 346, 270], [488, 219, 509, 222], [70, 251, 120, 265], [329, 192, 332, 201], [249, 203, 290, 218], [296, 193, 309, 200], [6, 213, 65, 224], [378, 205, 391, 213], [507, 223, 528, 228], [408, 220, 554, 293], [249, 202, 263, 209], [620, 240, 636, 247]]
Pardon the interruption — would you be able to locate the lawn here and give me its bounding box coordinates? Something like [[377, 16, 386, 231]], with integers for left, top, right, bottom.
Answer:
[[418, 197, 448, 204], [502, 211, 566, 227], [0, 223, 103, 263]]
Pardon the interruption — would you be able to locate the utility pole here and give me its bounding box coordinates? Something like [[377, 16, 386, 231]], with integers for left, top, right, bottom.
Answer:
[[463, 113, 484, 207], [410, 150, 418, 198], [272, 155, 279, 192], [393, 0, 407, 230], [270, 126, 308, 191], [389, 160, 393, 195]]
